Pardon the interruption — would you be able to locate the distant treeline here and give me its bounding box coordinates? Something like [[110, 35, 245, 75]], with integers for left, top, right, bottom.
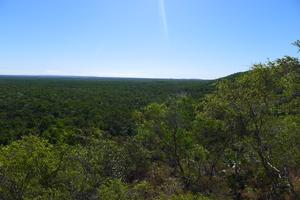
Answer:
[[0, 77, 214, 143]]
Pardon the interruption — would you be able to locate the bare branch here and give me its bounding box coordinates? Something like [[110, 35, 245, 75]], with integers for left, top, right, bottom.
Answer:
[[292, 40, 300, 52]]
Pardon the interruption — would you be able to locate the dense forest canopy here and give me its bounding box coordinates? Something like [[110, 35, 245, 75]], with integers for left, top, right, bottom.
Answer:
[[0, 78, 213, 144], [0, 54, 299, 199]]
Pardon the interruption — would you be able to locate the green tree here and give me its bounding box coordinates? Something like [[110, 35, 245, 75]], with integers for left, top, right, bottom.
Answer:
[[0, 136, 67, 200], [199, 56, 300, 199], [134, 98, 196, 177]]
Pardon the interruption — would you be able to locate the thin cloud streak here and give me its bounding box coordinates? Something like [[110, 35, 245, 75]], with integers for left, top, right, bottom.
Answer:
[[159, 0, 168, 38]]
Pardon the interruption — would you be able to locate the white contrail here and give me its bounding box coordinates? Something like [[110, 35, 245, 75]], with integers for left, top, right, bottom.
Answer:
[[159, 0, 168, 38]]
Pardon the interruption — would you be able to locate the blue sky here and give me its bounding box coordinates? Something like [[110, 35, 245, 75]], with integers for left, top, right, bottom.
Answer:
[[0, 0, 299, 79]]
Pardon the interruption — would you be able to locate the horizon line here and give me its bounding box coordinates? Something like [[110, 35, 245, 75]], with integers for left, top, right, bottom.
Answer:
[[0, 74, 223, 81]]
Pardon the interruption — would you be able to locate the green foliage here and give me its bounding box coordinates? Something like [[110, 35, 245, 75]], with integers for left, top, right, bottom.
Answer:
[[0, 136, 66, 199], [0, 78, 213, 144], [198, 56, 300, 198], [0, 52, 299, 199], [135, 98, 198, 177], [130, 181, 155, 200], [169, 193, 211, 200], [98, 179, 128, 200]]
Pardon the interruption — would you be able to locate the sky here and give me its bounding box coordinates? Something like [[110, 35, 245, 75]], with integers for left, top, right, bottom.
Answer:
[[0, 0, 299, 79]]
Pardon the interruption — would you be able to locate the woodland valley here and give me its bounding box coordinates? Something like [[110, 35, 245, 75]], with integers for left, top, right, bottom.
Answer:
[[0, 42, 299, 200]]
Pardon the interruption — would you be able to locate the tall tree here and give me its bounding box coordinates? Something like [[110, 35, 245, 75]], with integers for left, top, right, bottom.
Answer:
[[199, 56, 300, 199]]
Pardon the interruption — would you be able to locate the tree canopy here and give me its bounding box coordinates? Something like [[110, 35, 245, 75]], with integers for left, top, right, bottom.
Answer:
[[0, 46, 299, 199]]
